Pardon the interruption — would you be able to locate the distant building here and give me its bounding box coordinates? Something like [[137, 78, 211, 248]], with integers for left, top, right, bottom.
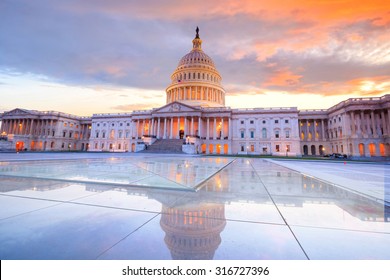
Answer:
[[1, 29, 389, 157]]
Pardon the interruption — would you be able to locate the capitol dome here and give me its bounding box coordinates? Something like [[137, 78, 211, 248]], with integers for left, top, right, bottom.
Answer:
[[166, 27, 225, 107]]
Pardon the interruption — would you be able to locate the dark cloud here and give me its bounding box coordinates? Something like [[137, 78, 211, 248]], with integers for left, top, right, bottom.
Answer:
[[0, 0, 389, 98]]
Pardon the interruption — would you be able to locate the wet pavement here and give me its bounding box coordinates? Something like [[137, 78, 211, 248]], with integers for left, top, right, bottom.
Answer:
[[0, 153, 389, 260]]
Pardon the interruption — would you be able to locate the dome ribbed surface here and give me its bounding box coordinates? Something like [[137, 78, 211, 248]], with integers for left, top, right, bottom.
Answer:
[[177, 50, 216, 69]]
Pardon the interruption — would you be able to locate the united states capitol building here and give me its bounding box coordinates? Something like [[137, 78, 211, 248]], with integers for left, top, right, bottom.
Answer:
[[1, 29, 390, 158]]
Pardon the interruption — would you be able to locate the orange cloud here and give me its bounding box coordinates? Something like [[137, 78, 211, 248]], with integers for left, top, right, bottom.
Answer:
[[263, 68, 303, 87]]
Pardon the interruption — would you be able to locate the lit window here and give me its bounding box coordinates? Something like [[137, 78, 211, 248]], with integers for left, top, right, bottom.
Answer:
[[276, 145, 280, 152]]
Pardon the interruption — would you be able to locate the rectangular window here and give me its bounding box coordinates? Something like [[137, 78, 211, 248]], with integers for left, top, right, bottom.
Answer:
[[69, 132, 72, 138], [118, 131, 122, 138], [250, 120, 254, 124], [276, 145, 280, 152], [240, 120, 244, 124], [125, 131, 130, 138], [241, 131, 245, 138], [63, 131, 66, 137], [262, 128, 267, 139], [286, 131, 290, 138], [240, 145, 245, 152], [250, 145, 254, 152], [94, 143, 98, 149], [275, 131, 279, 138], [285, 119, 289, 124], [102, 132, 105, 138], [96, 132, 99, 138], [275, 120, 279, 124], [250, 131, 254, 138], [286, 145, 290, 152]]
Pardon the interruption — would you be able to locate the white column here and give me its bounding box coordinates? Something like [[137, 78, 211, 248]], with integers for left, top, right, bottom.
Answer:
[[198, 116, 202, 138], [207, 118, 210, 139], [381, 111, 387, 136], [157, 118, 161, 138], [305, 120, 309, 140], [136, 120, 139, 138], [360, 111, 366, 136], [184, 117, 187, 136], [228, 118, 232, 140], [350, 112, 356, 136], [170, 117, 173, 139], [177, 117, 180, 139], [191, 117, 194, 135], [213, 118, 217, 140], [321, 119, 325, 140], [221, 118, 224, 139], [370, 111, 376, 136], [163, 118, 167, 139]]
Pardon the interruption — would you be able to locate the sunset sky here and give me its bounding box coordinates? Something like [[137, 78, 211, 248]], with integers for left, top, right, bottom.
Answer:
[[1, 0, 389, 116]]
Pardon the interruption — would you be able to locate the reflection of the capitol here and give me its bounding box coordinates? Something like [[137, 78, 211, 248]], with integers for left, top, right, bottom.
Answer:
[[1, 163, 389, 259]]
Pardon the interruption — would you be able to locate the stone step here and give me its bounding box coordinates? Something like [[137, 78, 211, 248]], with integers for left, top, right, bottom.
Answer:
[[139, 139, 185, 153]]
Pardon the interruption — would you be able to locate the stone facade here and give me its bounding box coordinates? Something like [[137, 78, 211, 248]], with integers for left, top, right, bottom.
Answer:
[[1, 29, 389, 157]]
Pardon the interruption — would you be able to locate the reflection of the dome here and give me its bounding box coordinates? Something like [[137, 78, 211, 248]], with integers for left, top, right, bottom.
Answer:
[[160, 202, 226, 260]]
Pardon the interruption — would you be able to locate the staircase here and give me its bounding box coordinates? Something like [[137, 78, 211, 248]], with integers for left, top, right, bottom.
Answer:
[[140, 139, 184, 153]]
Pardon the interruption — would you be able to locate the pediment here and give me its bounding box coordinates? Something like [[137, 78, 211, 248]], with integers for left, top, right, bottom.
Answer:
[[153, 102, 200, 114], [2, 108, 33, 116]]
